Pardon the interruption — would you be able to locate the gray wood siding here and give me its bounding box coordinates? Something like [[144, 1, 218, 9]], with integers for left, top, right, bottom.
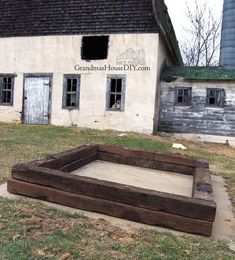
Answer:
[[158, 82, 235, 136]]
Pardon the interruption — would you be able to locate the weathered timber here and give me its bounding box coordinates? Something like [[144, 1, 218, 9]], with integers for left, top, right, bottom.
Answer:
[[60, 153, 97, 172], [97, 152, 195, 175], [38, 144, 98, 170], [192, 168, 214, 201], [7, 179, 213, 237], [196, 159, 210, 169], [98, 144, 197, 167], [159, 82, 235, 137], [11, 164, 216, 221], [8, 143, 217, 236]]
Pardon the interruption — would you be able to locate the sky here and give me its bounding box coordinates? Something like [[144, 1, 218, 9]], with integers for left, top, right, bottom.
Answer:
[[164, 0, 224, 44]]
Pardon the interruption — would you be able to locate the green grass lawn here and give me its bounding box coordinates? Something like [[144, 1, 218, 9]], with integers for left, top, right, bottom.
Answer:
[[0, 123, 235, 259]]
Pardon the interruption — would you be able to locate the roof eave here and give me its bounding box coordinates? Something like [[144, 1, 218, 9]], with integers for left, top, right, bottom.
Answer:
[[152, 0, 183, 66]]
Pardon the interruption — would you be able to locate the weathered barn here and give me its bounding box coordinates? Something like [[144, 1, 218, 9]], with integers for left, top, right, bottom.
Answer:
[[159, 0, 235, 138], [159, 67, 235, 136], [0, 0, 182, 134]]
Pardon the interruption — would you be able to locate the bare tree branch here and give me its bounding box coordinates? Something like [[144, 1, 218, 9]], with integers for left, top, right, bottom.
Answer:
[[181, 0, 221, 67]]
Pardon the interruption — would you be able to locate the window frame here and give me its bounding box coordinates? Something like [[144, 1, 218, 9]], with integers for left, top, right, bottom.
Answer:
[[0, 74, 15, 106], [175, 87, 192, 106], [106, 75, 126, 112], [62, 74, 81, 110], [206, 88, 225, 107]]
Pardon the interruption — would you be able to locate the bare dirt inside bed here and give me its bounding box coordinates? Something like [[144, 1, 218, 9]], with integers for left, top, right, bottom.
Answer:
[[71, 160, 193, 197]]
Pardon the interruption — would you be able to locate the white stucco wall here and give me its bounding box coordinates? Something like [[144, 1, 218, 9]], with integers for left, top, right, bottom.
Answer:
[[153, 35, 174, 133], [0, 33, 168, 134]]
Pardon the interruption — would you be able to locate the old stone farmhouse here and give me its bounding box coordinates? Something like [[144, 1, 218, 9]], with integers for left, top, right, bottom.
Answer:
[[0, 0, 182, 134], [0, 0, 234, 137]]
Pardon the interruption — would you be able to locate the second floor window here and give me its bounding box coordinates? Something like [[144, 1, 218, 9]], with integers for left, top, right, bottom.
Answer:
[[81, 36, 109, 60]]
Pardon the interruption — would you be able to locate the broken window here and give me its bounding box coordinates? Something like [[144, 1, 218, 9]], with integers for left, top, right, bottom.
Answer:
[[175, 87, 192, 106], [207, 89, 225, 107], [81, 36, 109, 60], [107, 75, 126, 111], [0, 76, 14, 106], [63, 75, 80, 109]]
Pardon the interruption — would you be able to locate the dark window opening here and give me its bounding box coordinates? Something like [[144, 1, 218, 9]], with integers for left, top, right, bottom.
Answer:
[[107, 75, 126, 111], [175, 87, 191, 106], [0, 76, 14, 106], [207, 89, 225, 107], [81, 36, 109, 60], [63, 75, 80, 109]]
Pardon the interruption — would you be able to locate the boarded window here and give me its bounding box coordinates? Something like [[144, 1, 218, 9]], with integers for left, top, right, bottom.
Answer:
[[81, 36, 109, 60], [106, 75, 126, 111], [207, 89, 225, 107], [63, 75, 80, 109], [175, 87, 191, 106], [0, 76, 14, 106]]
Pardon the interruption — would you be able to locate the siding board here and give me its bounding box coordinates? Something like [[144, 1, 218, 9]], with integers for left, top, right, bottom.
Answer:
[[159, 82, 235, 136]]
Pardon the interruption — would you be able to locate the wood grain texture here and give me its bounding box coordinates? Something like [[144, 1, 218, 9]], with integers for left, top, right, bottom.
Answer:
[[193, 168, 214, 201], [59, 153, 97, 172], [159, 83, 235, 136], [11, 163, 216, 221], [98, 144, 197, 167], [97, 152, 195, 175], [35, 144, 98, 170], [7, 179, 214, 237], [9, 144, 216, 237]]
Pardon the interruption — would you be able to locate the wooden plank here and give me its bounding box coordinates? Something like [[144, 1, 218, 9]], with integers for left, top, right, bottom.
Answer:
[[98, 144, 197, 167], [60, 153, 97, 172], [192, 168, 214, 201], [7, 179, 213, 237], [97, 152, 195, 175], [11, 164, 216, 221], [38, 144, 98, 170], [196, 159, 210, 169]]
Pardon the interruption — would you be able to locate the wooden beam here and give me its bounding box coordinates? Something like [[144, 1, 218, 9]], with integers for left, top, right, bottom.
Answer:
[[60, 153, 97, 172], [98, 144, 197, 167], [192, 168, 214, 201], [7, 179, 214, 237], [33, 144, 98, 170], [97, 152, 195, 175], [11, 164, 216, 221]]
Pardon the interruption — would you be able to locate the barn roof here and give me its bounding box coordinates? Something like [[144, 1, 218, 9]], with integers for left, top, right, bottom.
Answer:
[[0, 0, 159, 36], [0, 0, 182, 65]]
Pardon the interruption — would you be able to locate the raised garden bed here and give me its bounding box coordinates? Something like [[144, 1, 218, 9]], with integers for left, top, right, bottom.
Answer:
[[7, 143, 217, 237]]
